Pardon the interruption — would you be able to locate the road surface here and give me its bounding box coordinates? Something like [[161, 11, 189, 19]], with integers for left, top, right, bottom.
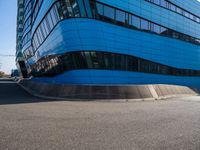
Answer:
[[0, 80, 200, 150]]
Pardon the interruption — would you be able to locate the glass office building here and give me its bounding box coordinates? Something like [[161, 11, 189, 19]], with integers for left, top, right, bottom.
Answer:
[[17, 0, 200, 88], [16, 0, 28, 77]]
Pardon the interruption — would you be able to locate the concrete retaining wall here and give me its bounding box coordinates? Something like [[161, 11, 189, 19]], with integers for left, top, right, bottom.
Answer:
[[19, 80, 199, 100]]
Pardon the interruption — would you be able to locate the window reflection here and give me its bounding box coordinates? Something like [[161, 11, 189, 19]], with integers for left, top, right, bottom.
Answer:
[[131, 15, 140, 29], [31, 0, 200, 60], [116, 10, 126, 24], [29, 51, 200, 77], [96, 3, 103, 16], [103, 5, 115, 20], [141, 19, 149, 30], [146, 0, 200, 24]]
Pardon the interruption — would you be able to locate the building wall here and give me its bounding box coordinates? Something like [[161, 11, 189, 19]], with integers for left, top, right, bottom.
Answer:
[[98, 0, 200, 38], [20, 0, 200, 88]]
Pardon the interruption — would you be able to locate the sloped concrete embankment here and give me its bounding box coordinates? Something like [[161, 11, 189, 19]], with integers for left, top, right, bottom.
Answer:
[[19, 80, 199, 100]]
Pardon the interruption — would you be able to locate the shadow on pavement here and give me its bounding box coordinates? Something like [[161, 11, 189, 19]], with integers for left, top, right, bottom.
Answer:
[[0, 81, 49, 105]]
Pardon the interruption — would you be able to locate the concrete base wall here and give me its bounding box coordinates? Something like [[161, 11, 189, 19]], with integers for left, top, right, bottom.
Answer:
[[19, 80, 199, 100]]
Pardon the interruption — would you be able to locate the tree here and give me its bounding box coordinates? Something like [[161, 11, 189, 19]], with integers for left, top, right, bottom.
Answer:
[[0, 71, 9, 78]]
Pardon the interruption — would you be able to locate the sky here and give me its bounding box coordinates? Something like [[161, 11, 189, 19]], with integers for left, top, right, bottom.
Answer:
[[0, 0, 17, 74]]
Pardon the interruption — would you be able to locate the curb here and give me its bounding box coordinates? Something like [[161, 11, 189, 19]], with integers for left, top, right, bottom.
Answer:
[[17, 81, 198, 102], [17, 82, 157, 102]]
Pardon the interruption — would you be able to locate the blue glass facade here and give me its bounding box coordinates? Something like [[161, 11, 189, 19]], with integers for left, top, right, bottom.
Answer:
[[17, 0, 200, 89]]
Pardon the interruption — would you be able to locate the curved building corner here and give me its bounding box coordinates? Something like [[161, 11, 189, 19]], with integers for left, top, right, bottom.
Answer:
[[16, 0, 200, 98]]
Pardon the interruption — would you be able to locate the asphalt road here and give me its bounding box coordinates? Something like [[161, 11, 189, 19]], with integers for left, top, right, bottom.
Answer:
[[1, 80, 200, 150]]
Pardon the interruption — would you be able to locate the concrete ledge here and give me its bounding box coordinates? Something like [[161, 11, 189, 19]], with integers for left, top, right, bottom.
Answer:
[[18, 80, 199, 101]]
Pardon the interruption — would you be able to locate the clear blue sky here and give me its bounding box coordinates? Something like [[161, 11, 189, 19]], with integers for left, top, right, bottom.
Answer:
[[0, 0, 17, 74]]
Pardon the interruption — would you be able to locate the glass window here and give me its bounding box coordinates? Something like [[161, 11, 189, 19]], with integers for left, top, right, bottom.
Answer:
[[45, 16, 53, 33], [71, 0, 80, 17], [41, 22, 48, 38], [70, 53, 78, 69], [34, 34, 39, 48], [49, 9, 57, 26], [160, 0, 167, 7], [130, 15, 140, 29], [125, 13, 129, 24], [77, 0, 87, 17], [76, 52, 87, 68], [181, 10, 185, 16], [38, 27, 44, 42], [95, 52, 106, 69], [90, 51, 100, 68], [84, 52, 93, 68], [194, 16, 197, 22], [195, 39, 200, 44], [32, 40, 37, 51], [51, 5, 59, 24], [127, 56, 138, 71], [103, 5, 115, 20], [57, 2, 65, 19], [116, 10, 126, 24], [104, 53, 114, 69], [153, 0, 160, 5], [36, 31, 42, 45], [176, 7, 182, 14], [53, 5, 60, 22], [149, 62, 158, 73], [114, 54, 123, 70], [196, 17, 200, 23], [151, 23, 161, 34], [166, 1, 169, 8], [66, 1, 74, 17], [169, 4, 176, 11], [189, 14, 194, 20], [43, 19, 50, 34], [46, 14, 54, 30], [141, 19, 149, 30], [172, 32, 179, 39], [160, 27, 167, 35], [60, 54, 68, 70], [184, 11, 189, 18], [96, 3, 103, 16], [139, 59, 150, 72]]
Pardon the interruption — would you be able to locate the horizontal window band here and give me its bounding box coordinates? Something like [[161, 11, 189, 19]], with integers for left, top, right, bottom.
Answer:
[[28, 50, 200, 77], [91, 1, 200, 45], [145, 0, 200, 24]]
